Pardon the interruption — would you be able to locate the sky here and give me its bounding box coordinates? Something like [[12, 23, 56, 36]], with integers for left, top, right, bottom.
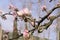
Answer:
[[0, 0, 60, 40]]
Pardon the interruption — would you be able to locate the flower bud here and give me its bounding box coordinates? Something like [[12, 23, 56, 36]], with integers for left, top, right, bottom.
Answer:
[[31, 22, 34, 26], [23, 29, 29, 38], [23, 8, 31, 16], [57, 3, 60, 6], [41, 5, 46, 11], [9, 4, 17, 11], [47, 16, 50, 20]]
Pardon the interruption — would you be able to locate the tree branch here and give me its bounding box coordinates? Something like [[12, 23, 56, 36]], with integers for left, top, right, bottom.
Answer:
[[9, 14, 60, 40], [1, 12, 13, 16], [38, 14, 60, 33], [38, 5, 60, 26]]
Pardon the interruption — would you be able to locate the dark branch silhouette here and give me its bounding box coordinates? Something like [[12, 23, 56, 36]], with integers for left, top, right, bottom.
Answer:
[[38, 14, 60, 33], [49, 0, 53, 2], [38, 5, 60, 26]]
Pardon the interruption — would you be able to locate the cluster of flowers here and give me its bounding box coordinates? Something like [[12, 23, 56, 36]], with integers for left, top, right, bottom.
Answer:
[[17, 8, 31, 17]]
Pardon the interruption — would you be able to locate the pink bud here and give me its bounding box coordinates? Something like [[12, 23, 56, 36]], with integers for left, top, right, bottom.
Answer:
[[17, 8, 31, 17], [24, 29, 28, 33], [9, 4, 17, 11], [41, 5, 46, 11], [12, 11, 17, 18], [23, 8, 31, 16], [23, 29, 29, 38], [57, 3, 60, 6], [9, 4, 14, 9], [31, 22, 34, 26], [47, 16, 50, 20]]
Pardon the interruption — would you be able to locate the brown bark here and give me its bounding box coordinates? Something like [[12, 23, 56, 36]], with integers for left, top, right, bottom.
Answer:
[[0, 25, 2, 40], [13, 18, 19, 40]]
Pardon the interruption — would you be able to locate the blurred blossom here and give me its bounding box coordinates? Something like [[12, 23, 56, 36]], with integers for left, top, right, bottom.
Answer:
[[31, 22, 34, 26], [17, 8, 31, 17], [57, 3, 60, 6], [17, 10, 24, 17], [8, 4, 17, 11], [23, 28, 29, 38], [23, 8, 31, 15], [12, 11, 17, 18], [41, 5, 46, 11]]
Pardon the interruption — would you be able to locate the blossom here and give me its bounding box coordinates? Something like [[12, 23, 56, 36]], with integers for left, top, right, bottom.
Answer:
[[47, 16, 52, 20], [23, 8, 30, 15], [22, 8, 31, 16], [41, 5, 46, 11], [57, 3, 60, 6], [17, 10, 24, 17], [23, 29, 29, 38], [17, 8, 31, 17], [47, 16, 50, 20], [8, 4, 17, 11], [31, 22, 34, 26], [12, 11, 17, 18]]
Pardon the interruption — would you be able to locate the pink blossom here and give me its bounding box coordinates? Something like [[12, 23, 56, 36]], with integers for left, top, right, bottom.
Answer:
[[57, 3, 60, 6], [17, 10, 24, 17], [8, 4, 17, 11], [47, 16, 50, 20], [23, 8, 30, 14], [17, 8, 31, 17], [31, 22, 34, 26], [41, 5, 46, 11], [23, 29, 29, 38]]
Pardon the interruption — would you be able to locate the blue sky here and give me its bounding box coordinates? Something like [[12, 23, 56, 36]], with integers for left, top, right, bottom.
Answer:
[[0, 0, 59, 40]]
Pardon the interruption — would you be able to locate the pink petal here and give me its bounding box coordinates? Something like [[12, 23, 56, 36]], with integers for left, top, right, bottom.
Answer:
[[23, 8, 30, 15], [17, 10, 24, 17], [41, 5, 46, 11]]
